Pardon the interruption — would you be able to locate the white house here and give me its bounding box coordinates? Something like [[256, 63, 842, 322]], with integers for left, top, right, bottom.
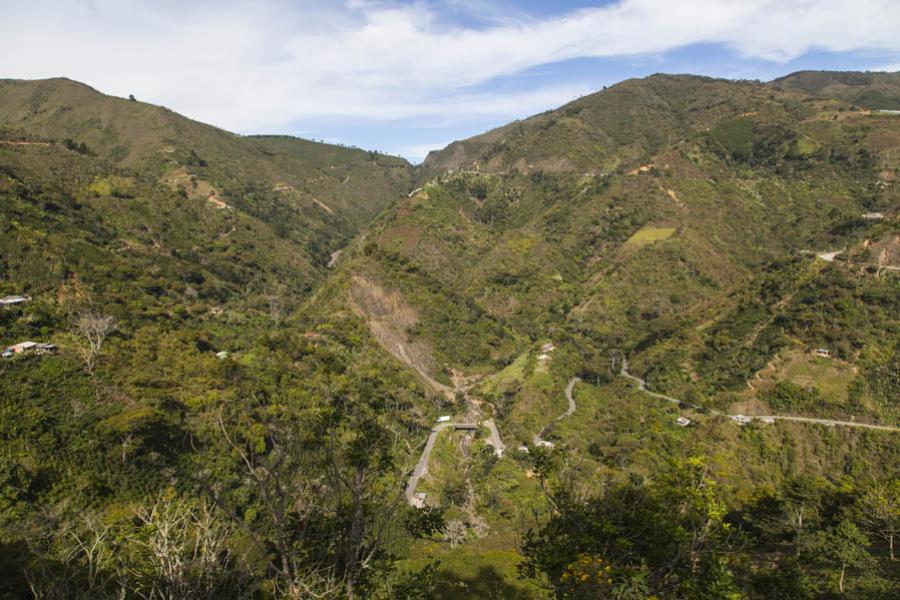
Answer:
[[730, 415, 752, 426], [0, 295, 31, 306], [436, 415, 451, 423], [675, 417, 692, 427]]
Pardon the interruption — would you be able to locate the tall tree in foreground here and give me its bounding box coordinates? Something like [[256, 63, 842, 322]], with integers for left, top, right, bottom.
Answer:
[[803, 519, 874, 595], [855, 479, 898, 562], [519, 457, 741, 599]]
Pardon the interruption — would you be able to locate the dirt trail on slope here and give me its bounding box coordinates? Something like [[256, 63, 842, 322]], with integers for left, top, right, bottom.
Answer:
[[0, 140, 52, 147]]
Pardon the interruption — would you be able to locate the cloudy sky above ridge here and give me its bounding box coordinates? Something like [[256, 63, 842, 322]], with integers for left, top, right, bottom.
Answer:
[[2, 0, 899, 161]]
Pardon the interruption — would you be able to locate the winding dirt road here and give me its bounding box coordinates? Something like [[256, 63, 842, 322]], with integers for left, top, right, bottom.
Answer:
[[533, 377, 581, 445], [620, 358, 899, 433]]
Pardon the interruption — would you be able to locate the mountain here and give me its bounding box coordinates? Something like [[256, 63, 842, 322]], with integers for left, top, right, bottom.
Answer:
[[312, 73, 899, 592], [0, 78, 412, 253], [1, 72, 898, 598], [772, 70, 900, 110]]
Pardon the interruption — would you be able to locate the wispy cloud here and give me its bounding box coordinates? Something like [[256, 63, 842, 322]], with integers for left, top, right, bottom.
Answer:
[[2, 0, 899, 156]]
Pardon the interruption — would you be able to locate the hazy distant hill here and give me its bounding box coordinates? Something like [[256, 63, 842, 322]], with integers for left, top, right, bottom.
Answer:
[[771, 70, 900, 110], [0, 78, 412, 234]]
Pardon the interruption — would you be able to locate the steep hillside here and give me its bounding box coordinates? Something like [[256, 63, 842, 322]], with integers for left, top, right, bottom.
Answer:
[[0, 78, 413, 247], [349, 75, 898, 376], [772, 70, 900, 110], [0, 82, 432, 598], [420, 74, 813, 177]]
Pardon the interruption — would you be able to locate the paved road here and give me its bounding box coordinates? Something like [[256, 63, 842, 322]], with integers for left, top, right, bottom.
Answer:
[[405, 422, 454, 506], [620, 359, 899, 433], [482, 418, 506, 457], [533, 377, 581, 445], [405, 419, 506, 507]]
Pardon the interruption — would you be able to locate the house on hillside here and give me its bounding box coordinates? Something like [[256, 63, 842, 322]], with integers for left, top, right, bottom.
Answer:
[[862, 212, 885, 220], [2, 341, 56, 359], [730, 415, 752, 426], [541, 342, 556, 353], [814, 348, 832, 358], [675, 417, 692, 427], [0, 295, 31, 307]]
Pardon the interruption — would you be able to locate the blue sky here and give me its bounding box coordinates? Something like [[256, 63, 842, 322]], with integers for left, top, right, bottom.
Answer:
[[2, 0, 899, 162]]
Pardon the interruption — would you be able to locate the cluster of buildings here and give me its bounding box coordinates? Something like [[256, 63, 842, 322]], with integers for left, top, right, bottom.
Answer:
[[1, 295, 57, 360], [2, 341, 56, 359]]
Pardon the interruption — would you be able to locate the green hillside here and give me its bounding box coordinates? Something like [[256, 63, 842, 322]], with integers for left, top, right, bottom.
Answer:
[[772, 70, 900, 110], [1, 73, 898, 598], [0, 78, 413, 244]]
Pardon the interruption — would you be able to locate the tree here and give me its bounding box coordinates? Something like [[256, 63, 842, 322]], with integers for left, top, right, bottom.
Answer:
[[750, 558, 812, 600], [212, 395, 398, 599], [404, 506, 445, 540], [128, 94, 136, 101], [130, 493, 238, 599], [73, 312, 117, 374], [519, 457, 740, 598], [855, 480, 898, 561], [782, 476, 824, 547], [805, 520, 874, 594]]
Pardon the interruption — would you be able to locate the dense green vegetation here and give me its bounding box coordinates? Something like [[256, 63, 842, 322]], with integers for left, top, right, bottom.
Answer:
[[1, 71, 898, 597]]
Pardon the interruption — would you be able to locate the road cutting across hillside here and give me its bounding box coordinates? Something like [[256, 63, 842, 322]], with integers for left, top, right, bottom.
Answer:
[[620, 358, 899, 432]]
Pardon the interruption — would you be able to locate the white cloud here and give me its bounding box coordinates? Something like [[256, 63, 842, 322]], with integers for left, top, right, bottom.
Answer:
[[1, 0, 898, 137]]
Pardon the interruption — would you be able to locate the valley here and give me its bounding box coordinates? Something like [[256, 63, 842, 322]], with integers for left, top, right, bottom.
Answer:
[[1, 70, 898, 598]]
